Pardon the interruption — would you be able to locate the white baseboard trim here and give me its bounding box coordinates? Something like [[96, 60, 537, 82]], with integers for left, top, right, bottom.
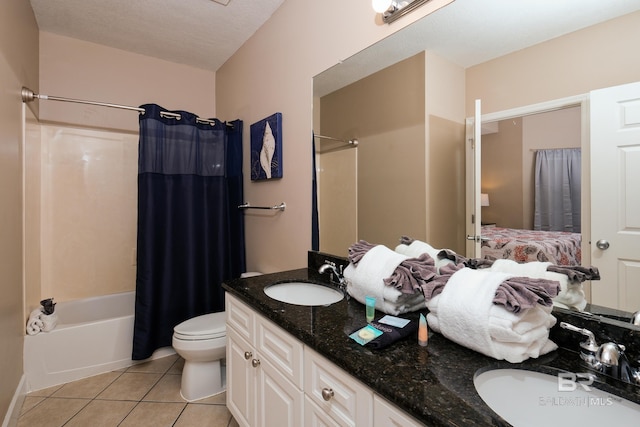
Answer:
[[2, 375, 26, 427]]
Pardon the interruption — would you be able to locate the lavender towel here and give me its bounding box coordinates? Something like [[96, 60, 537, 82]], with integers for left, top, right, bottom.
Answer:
[[348, 240, 437, 295], [417, 257, 560, 313], [437, 248, 599, 283]]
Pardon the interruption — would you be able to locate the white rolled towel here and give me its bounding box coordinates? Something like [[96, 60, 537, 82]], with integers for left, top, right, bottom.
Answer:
[[426, 268, 557, 363], [26, 308, 44, 336], [344, 245, 425, 315], [394, 240, 454, 273], [489, 259, 586, 311], [40, 312, 58, 332]]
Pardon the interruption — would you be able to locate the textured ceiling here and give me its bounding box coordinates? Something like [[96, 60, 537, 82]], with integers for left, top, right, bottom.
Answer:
[[29, 0, 285, 72]]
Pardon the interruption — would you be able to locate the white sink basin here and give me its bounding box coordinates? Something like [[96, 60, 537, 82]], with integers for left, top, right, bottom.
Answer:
[[264, 281, 344, 306], [474, 368, 640, 426]]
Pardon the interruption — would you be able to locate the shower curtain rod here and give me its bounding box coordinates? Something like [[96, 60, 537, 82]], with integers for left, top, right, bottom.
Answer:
[[314, 133, 359, 146], [20, 86, 221, 126]]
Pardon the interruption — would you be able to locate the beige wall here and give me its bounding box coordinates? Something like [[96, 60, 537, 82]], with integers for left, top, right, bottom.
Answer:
[[425, 51, 466, 253], [481, 118, 524, 228], [319, 53, 426, 255], [466, 11, 640, 116], [0, 0, 39, 420], [216, 0, 455, 273], [317, 50, 466, 257], [39, 32, 216, 132]]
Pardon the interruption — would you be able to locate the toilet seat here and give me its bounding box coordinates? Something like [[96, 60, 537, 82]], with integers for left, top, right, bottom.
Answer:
[[173, 312, 226, 341]]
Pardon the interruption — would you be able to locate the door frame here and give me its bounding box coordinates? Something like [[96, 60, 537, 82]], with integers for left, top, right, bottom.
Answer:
[[465, 93, 590, 285]]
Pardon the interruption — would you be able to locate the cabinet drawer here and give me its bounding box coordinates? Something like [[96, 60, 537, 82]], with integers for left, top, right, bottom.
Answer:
[[256, 316, 304, 389], [226, 294, 255, 344], [374, 394, 424, 427], [304, 348, 372, 427]]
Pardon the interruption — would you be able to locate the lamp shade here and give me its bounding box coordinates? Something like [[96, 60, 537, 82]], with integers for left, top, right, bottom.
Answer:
[[481, 193, 490, 207]]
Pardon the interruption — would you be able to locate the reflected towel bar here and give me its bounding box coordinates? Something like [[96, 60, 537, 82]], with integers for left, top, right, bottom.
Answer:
[[238, 202, 286, 211], [314, 134, 358, 146]]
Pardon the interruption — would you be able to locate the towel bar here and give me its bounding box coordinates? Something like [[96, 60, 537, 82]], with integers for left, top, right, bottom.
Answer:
[[238, 202, 286, 211]]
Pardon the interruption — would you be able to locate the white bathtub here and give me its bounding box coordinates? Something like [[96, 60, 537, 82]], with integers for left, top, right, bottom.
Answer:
[[23, 291, 174, 392]]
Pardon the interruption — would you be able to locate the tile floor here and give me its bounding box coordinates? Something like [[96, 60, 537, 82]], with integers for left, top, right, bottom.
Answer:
[[18, 354, 239, 427]]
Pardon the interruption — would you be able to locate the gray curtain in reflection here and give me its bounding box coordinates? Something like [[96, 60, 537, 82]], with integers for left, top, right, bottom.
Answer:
[[534, 148, 581, 232]]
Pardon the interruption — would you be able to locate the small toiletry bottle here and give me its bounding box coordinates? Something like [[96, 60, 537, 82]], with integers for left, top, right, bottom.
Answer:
[[418, 313, 428, 347]]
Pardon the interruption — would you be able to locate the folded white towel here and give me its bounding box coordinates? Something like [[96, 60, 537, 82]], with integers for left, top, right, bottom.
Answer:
[[489, 259, 586, 311], [344, 245, 425, 315], [426, 268, 557, 363], [26, 308, 44, 336], [394, 240, 454, 273], [40, 312, 58, 332]]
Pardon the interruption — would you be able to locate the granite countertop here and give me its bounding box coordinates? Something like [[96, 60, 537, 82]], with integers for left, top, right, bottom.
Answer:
[[223, 268, 640, 427]]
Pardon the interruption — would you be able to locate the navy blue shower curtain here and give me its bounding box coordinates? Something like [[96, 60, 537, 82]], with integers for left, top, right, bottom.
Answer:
[[132, 104, 245, 360]]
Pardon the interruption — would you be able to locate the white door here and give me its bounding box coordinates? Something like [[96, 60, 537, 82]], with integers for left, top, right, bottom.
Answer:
[[590, 81, 640, 311], [465, 99, 482, 257]]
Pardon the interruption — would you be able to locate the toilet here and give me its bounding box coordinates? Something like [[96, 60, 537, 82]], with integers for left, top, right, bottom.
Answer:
[[172, 311, 227, 401], [172, 272, 262, 401]]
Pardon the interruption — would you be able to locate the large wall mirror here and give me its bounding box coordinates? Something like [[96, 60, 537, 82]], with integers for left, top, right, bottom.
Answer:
[[312, 0, 640, 326]]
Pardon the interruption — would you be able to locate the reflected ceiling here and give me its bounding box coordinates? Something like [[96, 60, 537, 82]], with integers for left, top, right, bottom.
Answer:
[[314, 0, 640, 96]]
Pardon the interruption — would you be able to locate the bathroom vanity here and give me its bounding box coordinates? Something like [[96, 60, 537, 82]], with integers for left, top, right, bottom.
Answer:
[[223, 255, 640, 426]]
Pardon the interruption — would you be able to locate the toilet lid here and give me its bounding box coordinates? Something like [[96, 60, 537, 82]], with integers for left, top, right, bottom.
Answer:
[[174, 312, 226, 340]]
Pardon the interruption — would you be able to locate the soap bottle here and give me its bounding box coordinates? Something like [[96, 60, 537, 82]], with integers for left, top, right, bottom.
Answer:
[[418, 313, 428, 347]]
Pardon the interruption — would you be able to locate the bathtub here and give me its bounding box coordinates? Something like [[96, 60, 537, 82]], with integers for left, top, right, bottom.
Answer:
[[23, 291, 174, 392]]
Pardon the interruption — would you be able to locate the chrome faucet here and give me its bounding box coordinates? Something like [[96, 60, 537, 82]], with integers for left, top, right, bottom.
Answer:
[[560, 322, 640, 385], [318, 261, 349, 299]]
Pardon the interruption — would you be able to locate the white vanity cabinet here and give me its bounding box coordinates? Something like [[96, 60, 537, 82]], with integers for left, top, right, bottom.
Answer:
[[226, 294, 304, 427], [226, 293, 425, 427]]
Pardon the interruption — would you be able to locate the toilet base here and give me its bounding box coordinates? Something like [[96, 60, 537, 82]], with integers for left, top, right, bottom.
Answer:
[[180, 359, 226, 402]]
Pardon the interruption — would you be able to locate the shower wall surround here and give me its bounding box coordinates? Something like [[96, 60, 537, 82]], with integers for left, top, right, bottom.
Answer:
[[25, 123, 138, 311]]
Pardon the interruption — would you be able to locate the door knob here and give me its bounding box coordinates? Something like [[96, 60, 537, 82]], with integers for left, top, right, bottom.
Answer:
[[596, 239, 610, 250], [244, 351, 252, 360], [251, 359, 261, 368]]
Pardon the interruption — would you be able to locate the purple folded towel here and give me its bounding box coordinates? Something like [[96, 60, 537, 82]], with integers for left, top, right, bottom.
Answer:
[[383, 254, 436, 294], [436, 247, 599, 283], [418, 261, 560, 313], [493, 277, 560, 313], [348, 240, 377, 266], [348, 240, 437, 295]]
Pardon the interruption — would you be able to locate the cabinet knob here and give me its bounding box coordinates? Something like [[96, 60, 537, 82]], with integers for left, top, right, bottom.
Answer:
[[321, 388, 334, 401], [244, 351, 252, 360], [251, 359, 261, 368]]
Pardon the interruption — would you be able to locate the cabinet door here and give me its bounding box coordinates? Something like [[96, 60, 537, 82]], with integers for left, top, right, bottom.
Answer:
[[373, 394, 424, 427], [256, 314, 304, 389], [256, 357, 304, 427], [305, 348, 373, 427], [227, 326, 256, 427], [304, 396, 341, 427]]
